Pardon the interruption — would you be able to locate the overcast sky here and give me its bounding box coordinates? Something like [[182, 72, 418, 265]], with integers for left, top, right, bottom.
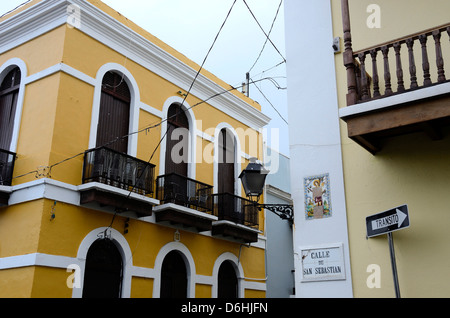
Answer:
[[0, 0, 289, 156]]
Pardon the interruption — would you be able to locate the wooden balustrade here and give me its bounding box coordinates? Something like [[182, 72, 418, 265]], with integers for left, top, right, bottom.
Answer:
[[342, 0, 450, 106]]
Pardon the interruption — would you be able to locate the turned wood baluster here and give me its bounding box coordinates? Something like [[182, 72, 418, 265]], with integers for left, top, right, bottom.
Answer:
[[432, 30, 446, 82], [406, 38, 418, 89], [381, 46, 393, 95], [341, 0, 357, 105], [419, 34, 432, 86], [393, 42, 405, 92], [358, 52, 369, 100], [370, 49, 381, 97]]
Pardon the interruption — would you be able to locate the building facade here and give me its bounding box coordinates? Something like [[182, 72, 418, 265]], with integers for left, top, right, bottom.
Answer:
[[0, 0, 270, 298], [264, 147, 294, 298], [285, 0, 450, 297]]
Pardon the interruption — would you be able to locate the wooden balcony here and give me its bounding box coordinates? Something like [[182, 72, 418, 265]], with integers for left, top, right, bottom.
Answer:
[[212, 193, 260, 243], [80, 147, 156, 216], [340, 0, 450, 153], [0, 149, 15, 206], [153, 173, 216, 232]]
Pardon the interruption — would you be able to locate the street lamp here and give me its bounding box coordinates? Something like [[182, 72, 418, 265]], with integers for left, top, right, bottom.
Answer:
[[239, 158, 294, 223]]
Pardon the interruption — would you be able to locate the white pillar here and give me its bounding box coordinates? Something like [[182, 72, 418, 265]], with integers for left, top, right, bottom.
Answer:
[[285, 0, 353, 297]]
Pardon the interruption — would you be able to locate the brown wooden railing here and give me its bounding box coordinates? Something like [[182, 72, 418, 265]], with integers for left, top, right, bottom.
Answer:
[[342, 1, 450, 105]]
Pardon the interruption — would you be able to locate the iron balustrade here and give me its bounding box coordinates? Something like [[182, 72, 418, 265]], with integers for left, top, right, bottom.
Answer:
[[156, 173, 214, 214], [0, 148, 15, 186], [212, 193, 259, 229], [82, 147, 155, 196]]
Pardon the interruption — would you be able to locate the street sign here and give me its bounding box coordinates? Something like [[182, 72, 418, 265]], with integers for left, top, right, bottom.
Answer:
[[366, 205, 409, 238]]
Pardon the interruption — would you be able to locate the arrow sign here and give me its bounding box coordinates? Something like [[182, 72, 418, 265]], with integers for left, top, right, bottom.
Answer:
[[366, 205, 410, 238]]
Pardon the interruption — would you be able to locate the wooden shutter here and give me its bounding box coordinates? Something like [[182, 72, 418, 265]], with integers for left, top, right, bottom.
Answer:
[[96, 72, 130, 153], [0, 67, 21, 150], [165, 104, 189, 177], [218, 129, 235, 194]]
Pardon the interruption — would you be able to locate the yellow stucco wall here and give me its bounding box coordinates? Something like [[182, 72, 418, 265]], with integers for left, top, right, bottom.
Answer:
[[331, 0, 450, 297], [0, 1, 266, 298]]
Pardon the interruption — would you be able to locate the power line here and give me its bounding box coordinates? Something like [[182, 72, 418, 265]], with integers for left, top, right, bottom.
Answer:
[[251, 77, 288, 125], [248, 0, 283, 74], [242, 0, 286, 65], [93, 0, 239, 234]]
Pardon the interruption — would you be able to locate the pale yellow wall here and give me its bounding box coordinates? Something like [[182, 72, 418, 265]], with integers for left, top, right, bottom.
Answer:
[[332, 0, 450, 297], [347, 0, 450, 52]]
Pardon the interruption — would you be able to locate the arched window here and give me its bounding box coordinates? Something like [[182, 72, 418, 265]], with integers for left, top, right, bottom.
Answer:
[[96, 71, 131, 153], [165, 103, 189, 177], [160, 251, 188, 298], [218, 128, 235, 194], [0, 67, 21, 151], [218, 261, 238, 298], [82, 239, 123, 298]]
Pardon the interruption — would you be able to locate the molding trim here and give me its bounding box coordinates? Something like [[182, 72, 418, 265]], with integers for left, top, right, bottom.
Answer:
[[0, 0, 270, 130]]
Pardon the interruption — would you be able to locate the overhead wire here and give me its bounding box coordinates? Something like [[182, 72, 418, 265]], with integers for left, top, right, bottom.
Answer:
[[242, 0, 286, 65], [251, 77, 288, 125], [101, 0, 238, 234], [248, 0, 283, 74]]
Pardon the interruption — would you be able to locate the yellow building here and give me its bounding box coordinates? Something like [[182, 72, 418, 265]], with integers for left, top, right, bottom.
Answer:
[[285, 0, 450, 297], [0, 0, 270, 298]]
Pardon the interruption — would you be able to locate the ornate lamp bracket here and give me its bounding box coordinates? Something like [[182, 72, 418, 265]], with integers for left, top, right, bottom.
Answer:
[[259, 204, 294, 223]]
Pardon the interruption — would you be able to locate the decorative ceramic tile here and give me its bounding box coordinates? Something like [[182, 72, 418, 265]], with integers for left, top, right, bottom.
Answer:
[[304, 173, 332, 220]]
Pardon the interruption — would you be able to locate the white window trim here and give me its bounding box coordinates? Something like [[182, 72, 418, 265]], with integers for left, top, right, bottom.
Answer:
[[88, 63, 140, 156], [73, 227, 133, 298], [0, 58, 27, 153], [159, 96, 197, 179], [213, 122, 242, 197]]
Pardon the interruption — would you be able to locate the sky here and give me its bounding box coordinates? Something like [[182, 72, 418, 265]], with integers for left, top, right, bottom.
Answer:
[[0, 0, 289, 156]]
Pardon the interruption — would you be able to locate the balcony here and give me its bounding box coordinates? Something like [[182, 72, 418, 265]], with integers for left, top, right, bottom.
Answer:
[[0, 149, 15, 206], [340, 9, 450, 154], [153, 173, 216, 232], [212, 193, 260, 243], [79, 147, 157, 216]]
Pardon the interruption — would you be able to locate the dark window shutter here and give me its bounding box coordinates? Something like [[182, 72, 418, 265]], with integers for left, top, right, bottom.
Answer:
[[0, 67, 21, 150], [96, 72, 130, 153], [165, 104, 189, 177]]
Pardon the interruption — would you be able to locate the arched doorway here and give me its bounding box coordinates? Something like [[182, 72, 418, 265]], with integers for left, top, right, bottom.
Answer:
[[82, 239, 123, 298], [218, 261, 238, 298], [160, 251, 188, 298], [96, 71, 131, 153], [165, 103, 189, 177]]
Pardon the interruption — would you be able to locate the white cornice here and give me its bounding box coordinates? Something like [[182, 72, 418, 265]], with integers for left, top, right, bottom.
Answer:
[[0, 0, 270, 130]]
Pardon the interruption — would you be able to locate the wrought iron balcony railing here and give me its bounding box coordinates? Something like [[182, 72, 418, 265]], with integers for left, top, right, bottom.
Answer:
[[156, 173, 213, 214], [0, 148, 16, 186], [212, 193, 259, 229], [82, 147, 155, 196]]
